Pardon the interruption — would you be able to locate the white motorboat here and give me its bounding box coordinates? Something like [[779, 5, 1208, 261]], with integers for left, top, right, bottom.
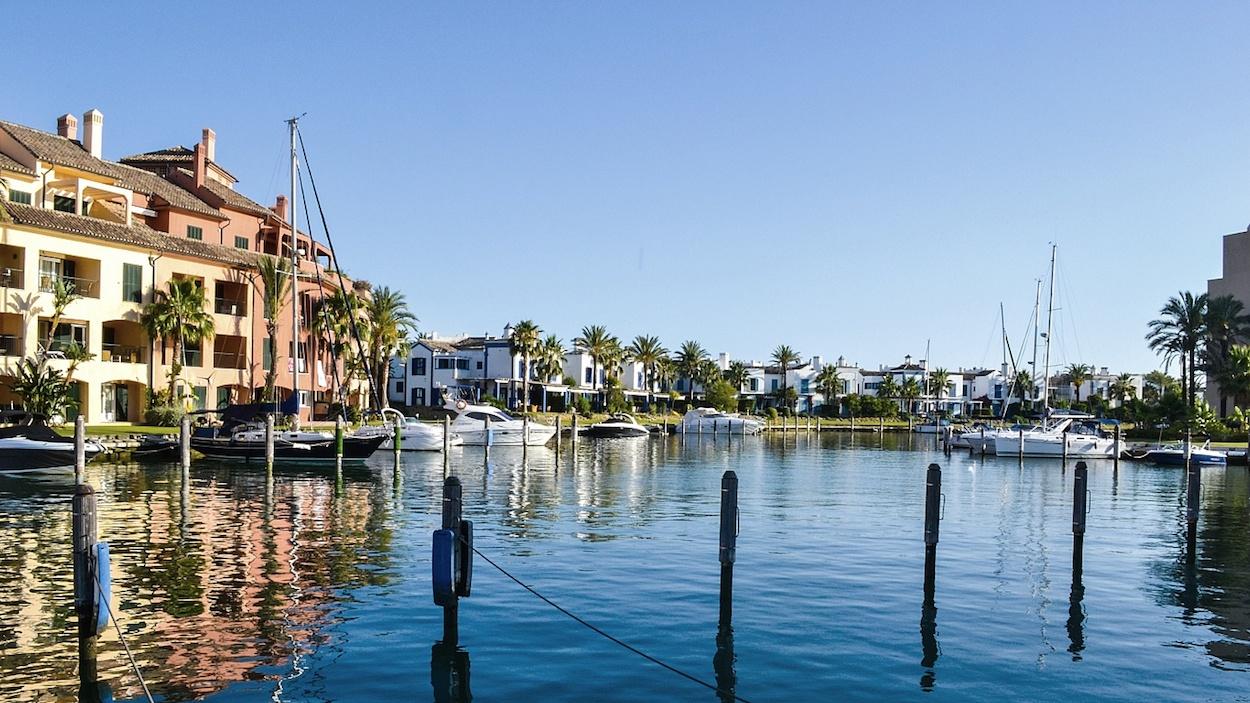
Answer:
[[444, 398, 556, 446], [961, 423, 1043, 455], [1139, 443, 1227, 466], [677, 408, 764, 434], [0, 423, 105, 473], [585, 413, 650, 438], [354, 408, 463, 451], [993, 418, 1116, 458], [914, 419, 950, 434]]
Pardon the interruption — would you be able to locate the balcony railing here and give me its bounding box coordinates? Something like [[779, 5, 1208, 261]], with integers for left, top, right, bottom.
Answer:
[[39, 274, 97, 297], [214, 298, 246, 316], [101, 344, 144, 364], [0, 334, 20, 356], [0, 268, 23, 289], [213, 350, 247, 370]]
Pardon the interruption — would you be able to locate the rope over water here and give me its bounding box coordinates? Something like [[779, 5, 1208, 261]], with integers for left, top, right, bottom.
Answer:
[[94, 569, 155, 703], [468, 543, 756, 703]]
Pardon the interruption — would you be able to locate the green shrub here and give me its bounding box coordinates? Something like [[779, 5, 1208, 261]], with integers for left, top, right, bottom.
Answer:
[[144, 404, 185, 427], [574, 395, 592, 416], [766, 406, 779, 421]]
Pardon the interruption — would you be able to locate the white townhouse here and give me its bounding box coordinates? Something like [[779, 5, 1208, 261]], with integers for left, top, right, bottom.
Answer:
[[1048, 367, 1144, 408]]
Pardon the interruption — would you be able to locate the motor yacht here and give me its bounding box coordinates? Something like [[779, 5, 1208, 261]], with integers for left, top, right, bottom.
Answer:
[[444, 398, 556, 446], [585, 413, 650, 438], [0, 422, 105, 473], [1140, 443, 1227, 466], [676, 408, 764, 434], [354, 408, 463, 451]]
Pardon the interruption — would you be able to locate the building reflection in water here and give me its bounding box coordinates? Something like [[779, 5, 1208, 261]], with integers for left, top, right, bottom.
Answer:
[[0, 461, 396, 701]]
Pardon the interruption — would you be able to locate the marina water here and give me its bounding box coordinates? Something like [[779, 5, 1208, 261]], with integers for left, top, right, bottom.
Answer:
[[2, 433, 1248, 701]]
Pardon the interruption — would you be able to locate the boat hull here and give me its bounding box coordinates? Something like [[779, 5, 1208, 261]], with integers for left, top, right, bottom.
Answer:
[[1142, 450, 1226, 466], [584, 425, 649, 438], [455, 425, 557, 446], [190, 435, 386, 463], [0, 445, 104, 473], [994, 434, 1117, 458]]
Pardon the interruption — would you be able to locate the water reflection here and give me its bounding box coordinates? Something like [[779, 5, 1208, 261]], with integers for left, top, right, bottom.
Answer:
[[712, 624, 736, 703], [919, 547, 939, 692], [431, 642, 472, 703], [1066, 536, 1086, 660]]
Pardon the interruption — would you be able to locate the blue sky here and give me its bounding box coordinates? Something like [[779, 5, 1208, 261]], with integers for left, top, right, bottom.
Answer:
[[7, 2, 1248, 373]]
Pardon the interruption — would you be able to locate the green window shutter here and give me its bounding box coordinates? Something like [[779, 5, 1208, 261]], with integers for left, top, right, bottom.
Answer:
[[234, 235, 249, 250], [122, 263, 142, 303], [187, 225, 203, 240], [8, 190, 31, 205]]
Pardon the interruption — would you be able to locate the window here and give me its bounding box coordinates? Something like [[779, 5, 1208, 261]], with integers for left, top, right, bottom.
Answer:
[[518, 360, 525, 378], [801, 379, 810, 394], [234, 235, 249, 250], [396, 381, 405, 394], [187, 225, 203, 241], [39, 320, 87, 351], [53, 195, 76, 213], [411, 357, 426, 375], [476, 361, 482, 369], [456, 358, 468, 370], [584, 368, 593, 384], [288, 341, 307, 372], [7, 190, 31, 205], [216, 386, 233, 408], [750, 379, 758, 391], [122, 263, 142, 303], [993, 384, 1003, 399], [184, 340, 203, 367], [771, 379, 779, 391], [411, 388, 426, 406], [192, 386, 207, 411], [263, 339, 272, 371], [436, 358, 452, 370]]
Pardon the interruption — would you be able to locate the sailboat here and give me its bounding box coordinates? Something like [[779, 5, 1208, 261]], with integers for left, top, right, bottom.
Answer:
[[191, 117, 385, 464]]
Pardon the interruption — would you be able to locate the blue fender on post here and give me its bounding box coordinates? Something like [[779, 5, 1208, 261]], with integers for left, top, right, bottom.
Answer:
[[94, 542, 111, 636], [432, 529, 455, 606]]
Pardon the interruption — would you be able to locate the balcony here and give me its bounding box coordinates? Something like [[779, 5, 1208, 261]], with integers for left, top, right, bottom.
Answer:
[[213, 280, 248, 317], [214, 298, 246, 316], [0, 334, 20, 356], [101, 344, 144, 364], [0, 267, 23, 289], [39, 273, 98, 298], [213, 334, 247, 370]]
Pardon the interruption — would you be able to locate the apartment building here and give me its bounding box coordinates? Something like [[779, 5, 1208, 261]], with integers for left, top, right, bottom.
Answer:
[[0, 110, 354, 422]]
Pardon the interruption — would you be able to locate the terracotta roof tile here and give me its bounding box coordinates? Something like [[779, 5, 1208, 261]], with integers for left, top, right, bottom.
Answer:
[[0, 151, 34, 176], [0, 201, 256, 267], [179, 168, 274, 218], [0, 120, 115, 178], [119, 146, 195, 163], [112, 163, 223, 218]]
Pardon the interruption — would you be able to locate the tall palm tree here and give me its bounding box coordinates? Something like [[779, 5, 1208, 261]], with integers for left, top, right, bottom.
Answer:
[[41, 278, 81, 354], [140, 278, 215, 400], [1142, 370, 1178, 403], [723, 361, 750, 391], [771, 345, 800, 413], [815, 365, 841, 417], [627, 334, 668, 410], [1012, 369, 1034, 412], [535, 334, 566, 384], [1216, 345, 1250, 412], [1065, 363, 1093, 404], [1146, 291, 1208, 409], [509, 320, 542, 411], [1109, 373, 1137, 407], [573, 325, 615, 408], [1203, 295, 1250, 415], [929, 367, 950, 413], [674, 340, 709, 405], [654, 356, 676, 411], [900, 377, 921, 415], [362, 286, 418, 408], [255, 255, 292, 402], [877, 374, 900, 409]]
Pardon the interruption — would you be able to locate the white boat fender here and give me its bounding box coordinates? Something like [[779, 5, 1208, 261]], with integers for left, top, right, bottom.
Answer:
[[432, 529, 455, 606]]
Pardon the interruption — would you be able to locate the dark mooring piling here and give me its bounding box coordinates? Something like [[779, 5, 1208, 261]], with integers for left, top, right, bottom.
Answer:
[[434, 476, 472, 647], [1068, 461, 1088, 657], [73, 483, 98, 683], [718, 470, 739, 627], [431, 641, 472, 703], [920, 462, 942, 691]]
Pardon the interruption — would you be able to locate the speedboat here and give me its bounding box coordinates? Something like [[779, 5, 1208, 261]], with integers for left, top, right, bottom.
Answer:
[[677, 408, 764, 434], [585, 413, 650, 438], [914, 418, 950, 434], [994, 418, 1117, 458], [190, 395, 386, 464], [132, 434, 180, 463], [0, 422, 105, 473], [1141, 443, 1227, 466], [354, 408, 464, 451], [445, 397, 556, 446]]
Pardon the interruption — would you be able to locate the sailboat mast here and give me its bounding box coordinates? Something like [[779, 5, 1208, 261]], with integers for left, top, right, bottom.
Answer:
[[288, 117, 300, 413], [1030, 278, 1041, 401], [1040, 245, 1057, 413]]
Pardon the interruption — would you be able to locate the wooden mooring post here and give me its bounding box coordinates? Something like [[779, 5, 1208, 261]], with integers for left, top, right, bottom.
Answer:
[[1017, 427, 1024, 462], [920, 462, 941, 679], [434, 476, 472, 646], [443, 415, 452, 454], [1186, 434, 1200, 557], [264, 415, 275, 471], [334, 416, 345, 472], [554, 415, 561, 458], [393, 415, 403, 470], [74, 416, 86, 484], [718, 470, 739, 627], [179, 415, 191, 472], [73, 483, 99, 683]]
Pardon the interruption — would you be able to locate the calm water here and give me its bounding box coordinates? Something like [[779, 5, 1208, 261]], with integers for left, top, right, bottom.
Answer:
[[2, 433, 1248, 702]]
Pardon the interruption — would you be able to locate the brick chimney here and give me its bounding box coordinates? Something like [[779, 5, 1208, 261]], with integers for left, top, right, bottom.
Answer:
[[273, 195, 288, 221], [201, 128, 216, 162], [56, 113, 78, 140], [192, 143, 205, 188], [82, 109, 103, 158]]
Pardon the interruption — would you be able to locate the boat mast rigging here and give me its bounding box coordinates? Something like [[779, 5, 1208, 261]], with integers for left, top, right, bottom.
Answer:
[[1040, 244, 1057, 415], [286, 115, 301, 416]]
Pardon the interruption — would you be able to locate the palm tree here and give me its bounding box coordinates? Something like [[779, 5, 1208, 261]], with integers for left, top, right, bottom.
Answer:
[[627, 335, 668, 410], [1216, 345, 1250, 412], [654, 356, 676, 411], [815, 365, 841, 417], [1109, 373, 1137, 407], [674, 340, 709, 405], [877, 374, 900, 411], [1012, 369, 1034, 412], [771, 345, 800, 414], [1203, 295, 1250, 415], [1146, 291, 1208, 408], [41, 278, 81, 355], [140, 278, 215, 400], [1142, 370, 1178, 403], [362, 286, 418, 408], [929, 367, 950, 413], [573, 325, 615, 409], [535, 334, 566, 384], [900, 377, 921, 415], [255, 255, 292, 402], [6, 358, 74, 421], [509, 320, 542, 411], [1065, 363, 1093, 404], [723, 361, 749, 391]]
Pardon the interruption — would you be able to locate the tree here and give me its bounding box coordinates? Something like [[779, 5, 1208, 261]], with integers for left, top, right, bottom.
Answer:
[[535, 334, 566, 384], [509, 320, 542, 411], [723, 361, 749, 391], [573, 325, 616, 409], [627, 334, 668, 410], [1215, 346, 1250, 413], [771, 345, 800, 414], [815, 365, 842, 417], [877, 374, 900, 409], [1146, 291, 1208, 409], [6, 359, 74, 421], [674, 340, 709, 405], [929, 367, 950, 413], [1143, 370, 1179, 403], [1203, 295, 1250, 415], [362, 286, 418, 409], [705, 379, 739, 413], [900, 377, 921, 415], [311, 286, 367, 407], [654, 356, 676, 411], [42, 278, 81, 353], [141, 278, 215, 400], [1065, 363, 1093, 404], [255, 255, 292, 402], [1109, 373, 1138, 407], [1012, 370, 1034, 412]]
